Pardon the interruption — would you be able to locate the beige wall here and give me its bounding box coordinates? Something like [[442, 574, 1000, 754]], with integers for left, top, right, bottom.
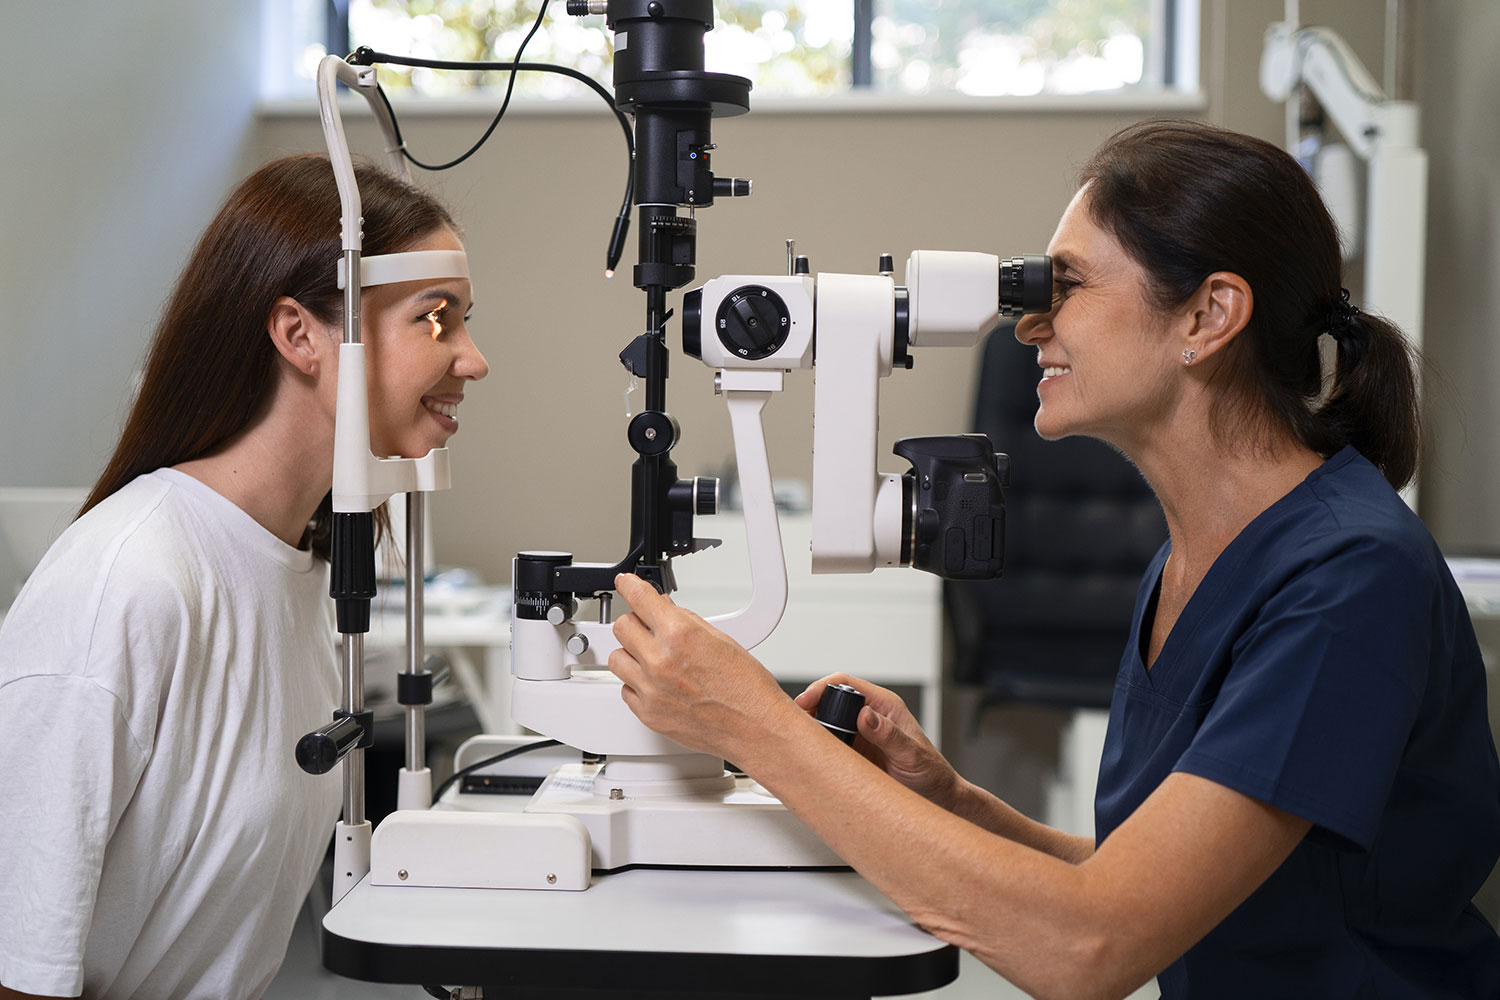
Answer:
[[1413, 0, 1500, 549]]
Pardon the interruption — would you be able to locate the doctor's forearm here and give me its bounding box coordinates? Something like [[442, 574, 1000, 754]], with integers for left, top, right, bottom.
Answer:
[[734, 708, 1128, 1000], [947, 777, 1096, 864]]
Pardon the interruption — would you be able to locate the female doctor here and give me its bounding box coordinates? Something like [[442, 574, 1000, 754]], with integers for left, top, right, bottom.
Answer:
[[607, 119, 1500, 998], [0, 154, 487, 1000]]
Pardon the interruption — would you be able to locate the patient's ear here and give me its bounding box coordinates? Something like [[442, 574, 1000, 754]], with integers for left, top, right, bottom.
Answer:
[[267, 296, 329, 378]]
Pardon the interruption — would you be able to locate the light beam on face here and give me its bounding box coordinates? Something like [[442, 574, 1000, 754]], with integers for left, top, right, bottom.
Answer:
[[425, 299, 448, 340]]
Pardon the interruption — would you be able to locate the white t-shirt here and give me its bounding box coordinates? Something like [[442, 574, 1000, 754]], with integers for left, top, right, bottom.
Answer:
[[0, 469, 341, 999]]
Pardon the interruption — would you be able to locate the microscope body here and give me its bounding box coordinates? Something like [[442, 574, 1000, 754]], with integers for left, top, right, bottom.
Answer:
[[499, 250, 1048, 877]]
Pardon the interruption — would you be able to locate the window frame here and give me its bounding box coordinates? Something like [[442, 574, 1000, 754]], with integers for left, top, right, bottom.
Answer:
[[277, 0, 1203, 110]]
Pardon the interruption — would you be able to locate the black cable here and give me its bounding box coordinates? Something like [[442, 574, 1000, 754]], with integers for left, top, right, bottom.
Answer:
[[432, 738, 563, 804], [352, 42, 636, 271], [359, 0, 552, 171]]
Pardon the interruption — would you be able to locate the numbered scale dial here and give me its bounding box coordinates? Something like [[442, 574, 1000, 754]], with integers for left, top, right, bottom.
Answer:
[[716, 285, 792, 360]]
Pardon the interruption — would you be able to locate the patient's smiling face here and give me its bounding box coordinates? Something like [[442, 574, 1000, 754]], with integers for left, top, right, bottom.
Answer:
[[357, 226, 488, 458]]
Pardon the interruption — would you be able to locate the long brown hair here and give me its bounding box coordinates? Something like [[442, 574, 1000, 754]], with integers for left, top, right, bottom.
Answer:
[[81, 154, 458, 555], [1079, 119, 1420, 489]]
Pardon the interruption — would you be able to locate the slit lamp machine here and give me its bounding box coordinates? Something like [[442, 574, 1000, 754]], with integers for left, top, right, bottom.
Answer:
[[293, 0, 1052, 900]]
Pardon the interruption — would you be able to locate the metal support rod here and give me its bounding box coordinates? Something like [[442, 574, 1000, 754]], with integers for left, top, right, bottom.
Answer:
[[341, 632, 366, 825], [404, 493, 426, 772], [342, 249, 362, 345]]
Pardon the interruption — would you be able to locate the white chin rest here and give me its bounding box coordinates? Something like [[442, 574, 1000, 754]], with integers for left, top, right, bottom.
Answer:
[[337, 249, 469, 289]]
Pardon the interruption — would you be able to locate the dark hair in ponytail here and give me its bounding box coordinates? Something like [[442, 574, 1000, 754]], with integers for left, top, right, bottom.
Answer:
[[81, 154, 458, 555], [1078, 119, 1420, 489]]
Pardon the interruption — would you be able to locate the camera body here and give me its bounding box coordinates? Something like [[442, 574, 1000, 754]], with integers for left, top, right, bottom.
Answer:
[[895, 434, 1008, 580]]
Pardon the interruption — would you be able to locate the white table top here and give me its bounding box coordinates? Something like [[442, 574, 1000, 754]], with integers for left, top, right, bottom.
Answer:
[[323, 867, 957, 995]]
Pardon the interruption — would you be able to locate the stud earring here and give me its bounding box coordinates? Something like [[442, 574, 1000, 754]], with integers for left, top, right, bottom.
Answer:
[[1182, 349, 1197, 365]]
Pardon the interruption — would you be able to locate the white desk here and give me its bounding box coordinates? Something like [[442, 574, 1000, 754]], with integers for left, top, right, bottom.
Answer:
[[322, 867, 957, 996]]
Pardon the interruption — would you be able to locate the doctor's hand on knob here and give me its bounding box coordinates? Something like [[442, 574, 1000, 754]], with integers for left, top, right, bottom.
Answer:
[[794, 673, 962, 810], [609, 573, 809, 764]]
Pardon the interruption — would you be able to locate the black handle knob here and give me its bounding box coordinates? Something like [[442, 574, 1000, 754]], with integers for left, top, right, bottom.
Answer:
[[296, 714, 366, 775], [695, 476, 719, 515], [814, 683, 865, 745]]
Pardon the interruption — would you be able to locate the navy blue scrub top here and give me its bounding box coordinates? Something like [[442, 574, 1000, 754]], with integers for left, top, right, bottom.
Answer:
[[1095, 447, 1500, 998]]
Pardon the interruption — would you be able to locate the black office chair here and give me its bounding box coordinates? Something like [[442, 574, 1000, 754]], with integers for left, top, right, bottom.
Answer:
[[945, 328, 1167, 710]]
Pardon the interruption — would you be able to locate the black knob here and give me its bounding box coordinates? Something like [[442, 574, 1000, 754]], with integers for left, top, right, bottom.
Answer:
[[713, 177, 751, 198], [515, 551, 573, 621], [296, 713, 365, 775], [814, 683, 865, 745], [793, 255, 810, 275], [715, 285, 792, 360], [682, 288, 704, 360], [694, 476, 719, 515], [999, 254, 1053, 316], [878, 252, 894, 275]]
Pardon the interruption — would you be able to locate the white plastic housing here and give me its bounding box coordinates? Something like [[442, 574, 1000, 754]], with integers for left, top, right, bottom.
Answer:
[[332, 344, 451, 512], [316, 55, 408, 248], [525, 764, 844, 871], [693, 275, 816, 369], [904, 250, 1001, 348], [396, 767, 431, 812], [332, 819, 372, 904], [810, 273, 896, 573], [337, 249, 470, 290], [510, 671, 693, 757], [370, 811, 590, 890]]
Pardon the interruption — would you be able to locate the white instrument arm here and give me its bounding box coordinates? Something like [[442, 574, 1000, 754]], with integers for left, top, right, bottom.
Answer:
[[1260, 23, 1419, 159]]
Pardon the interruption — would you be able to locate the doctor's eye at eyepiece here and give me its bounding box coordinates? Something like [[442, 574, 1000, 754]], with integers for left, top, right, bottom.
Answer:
[[999, 254, 1053, 316]]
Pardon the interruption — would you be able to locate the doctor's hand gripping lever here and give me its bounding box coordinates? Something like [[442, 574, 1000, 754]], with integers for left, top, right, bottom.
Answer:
[[295, 53, 474, 904]]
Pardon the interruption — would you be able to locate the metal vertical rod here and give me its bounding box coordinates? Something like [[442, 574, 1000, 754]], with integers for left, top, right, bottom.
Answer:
[[343, 249, 362, 345], [341, 632, 366, 825], [404, 493, 426, 772]]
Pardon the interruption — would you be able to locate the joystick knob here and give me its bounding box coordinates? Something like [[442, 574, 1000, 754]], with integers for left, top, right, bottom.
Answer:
[[814, 683, 865, 745]]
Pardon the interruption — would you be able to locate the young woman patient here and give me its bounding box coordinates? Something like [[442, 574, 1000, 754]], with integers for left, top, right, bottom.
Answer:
[[0, 154, 487, 1000]]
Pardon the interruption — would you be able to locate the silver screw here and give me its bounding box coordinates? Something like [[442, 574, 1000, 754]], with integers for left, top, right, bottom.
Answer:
[[609, 787, 624, 800], [645, 427, 658, 440], [547, 873, 558, 884], [398, 869, 408, 881]]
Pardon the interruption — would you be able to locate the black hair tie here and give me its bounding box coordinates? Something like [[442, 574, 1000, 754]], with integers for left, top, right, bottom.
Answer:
[[1326, 287, 1361, 343]]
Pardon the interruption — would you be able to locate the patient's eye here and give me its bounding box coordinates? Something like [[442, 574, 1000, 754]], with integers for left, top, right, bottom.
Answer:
[[422, 299, 449, 340]]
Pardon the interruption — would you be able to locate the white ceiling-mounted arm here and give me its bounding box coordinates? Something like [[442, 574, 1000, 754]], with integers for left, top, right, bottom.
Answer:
[[1260, 22, 1419, 159]]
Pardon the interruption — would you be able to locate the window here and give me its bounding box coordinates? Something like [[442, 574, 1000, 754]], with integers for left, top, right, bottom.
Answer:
[[265, 0, 1196, 102]]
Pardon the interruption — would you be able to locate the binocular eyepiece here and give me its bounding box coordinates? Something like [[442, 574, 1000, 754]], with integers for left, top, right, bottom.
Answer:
[[999, 254, 1053, 316]]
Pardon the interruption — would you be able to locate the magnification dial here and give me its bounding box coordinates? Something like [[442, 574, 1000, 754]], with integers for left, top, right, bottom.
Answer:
[[715, 285, 792, 360]]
